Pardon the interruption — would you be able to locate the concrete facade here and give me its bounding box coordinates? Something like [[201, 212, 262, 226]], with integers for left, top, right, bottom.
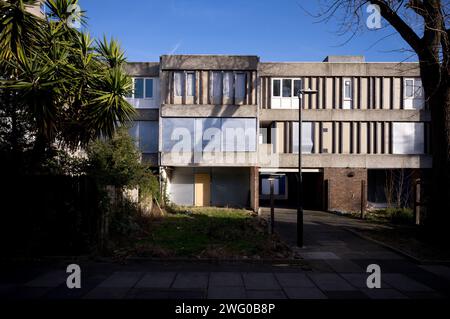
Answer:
[[125, 54, 431, 212]]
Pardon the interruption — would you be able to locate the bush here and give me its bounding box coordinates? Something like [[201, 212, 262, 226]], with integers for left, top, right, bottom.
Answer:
[[387, 208, 414, 224], [87, 128, 159, 243]]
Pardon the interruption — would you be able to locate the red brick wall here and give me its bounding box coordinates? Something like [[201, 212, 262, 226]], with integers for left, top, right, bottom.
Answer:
[[324, 168, 367, 212]]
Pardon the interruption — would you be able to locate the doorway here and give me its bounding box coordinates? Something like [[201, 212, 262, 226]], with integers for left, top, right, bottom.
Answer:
[[194, 173, 211, 207]]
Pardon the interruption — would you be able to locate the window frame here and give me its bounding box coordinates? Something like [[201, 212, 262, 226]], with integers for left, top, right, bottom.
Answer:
[[271, 78, 303, 98], [186, 72, 196, 97], [404, 78, 423, 99], [128, 77, 155, 100], [343, 78, 353, 100]]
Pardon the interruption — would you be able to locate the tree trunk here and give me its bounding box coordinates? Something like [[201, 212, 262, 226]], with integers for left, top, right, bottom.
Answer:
[[426, 74, 450, 233]]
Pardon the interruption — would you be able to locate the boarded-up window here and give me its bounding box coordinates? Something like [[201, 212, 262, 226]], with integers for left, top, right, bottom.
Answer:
[[212, 72, 223, 98], [235, 73, 246, 100], [223, 72, 233, 98], [392, 122, 424, 154], [292, 122, 314, 154], [186, 72, 195, 97], [174, 72, 184, 97]]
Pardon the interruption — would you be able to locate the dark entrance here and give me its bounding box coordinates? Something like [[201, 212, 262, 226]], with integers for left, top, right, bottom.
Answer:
[[259, 172, 324, 210]]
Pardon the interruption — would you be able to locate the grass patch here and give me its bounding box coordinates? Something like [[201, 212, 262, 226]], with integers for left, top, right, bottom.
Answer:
[[112, 206, 292, 260], [344, 208, 415, 225]]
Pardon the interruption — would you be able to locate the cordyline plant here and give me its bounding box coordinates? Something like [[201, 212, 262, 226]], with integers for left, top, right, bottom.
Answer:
[[0, 0, 135, 171]]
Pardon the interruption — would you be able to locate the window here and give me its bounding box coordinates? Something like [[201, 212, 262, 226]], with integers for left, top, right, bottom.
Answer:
[[162, 118, 194, 152], [162, 118, 257, 153], [392, 122, 424, 154], [221, 118, 257, 152], [212, 72, 223, 98], [282, 79, 292, 97], [235, 73, 246, 100], [293, 79, 302, 97], [127, 78, 155, 99], [128, 121, 159, 153], [145, 79, 153, 98], [273, 79, 281, 97], [404, 78, 424, 109], [292, 122, 314, 154], [186, 72, 195, 97], [414, 78, 423, 98], [405, 79, 414, 98], [134, 78, 144, 99], [223, 72, 233, 98], [174, 72, 184, 97], [344, 78, 352, 99]]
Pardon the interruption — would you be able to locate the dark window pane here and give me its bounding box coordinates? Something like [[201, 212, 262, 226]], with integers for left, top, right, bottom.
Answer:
[[134, 78, 144, 99], [273, 79, 281, 97], [282, 79, 292, 97], [145, 79, 153, 98], [293, 80, 302, 97]]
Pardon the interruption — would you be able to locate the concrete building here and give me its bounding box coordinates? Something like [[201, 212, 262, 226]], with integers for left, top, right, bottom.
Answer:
[[125, 55, 431, 213]]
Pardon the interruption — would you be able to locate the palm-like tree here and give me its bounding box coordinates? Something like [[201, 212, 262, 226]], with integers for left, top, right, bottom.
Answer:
[[0, 0, 135, 170]]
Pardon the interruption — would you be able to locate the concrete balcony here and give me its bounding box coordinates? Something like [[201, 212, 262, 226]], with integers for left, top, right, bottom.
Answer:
[[161, 152, 259, 167], [259, 109, 431, 123], [161, 104, 258, 118], [258, 150, 432, 169]]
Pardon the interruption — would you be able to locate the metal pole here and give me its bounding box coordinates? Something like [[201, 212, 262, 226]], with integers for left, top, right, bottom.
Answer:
[[297, 93, 303, 247], [270, 178, 275, 234], [414, 179, 421, 225], [360, 180, 366, 219]]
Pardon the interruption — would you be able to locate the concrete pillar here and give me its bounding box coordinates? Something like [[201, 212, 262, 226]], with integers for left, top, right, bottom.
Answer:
[[250, 167, 259, 212]]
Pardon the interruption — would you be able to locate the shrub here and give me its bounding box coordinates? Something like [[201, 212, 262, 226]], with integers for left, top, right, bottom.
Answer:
[[387, 208, 414, 225], [87, 128, 159, 244]]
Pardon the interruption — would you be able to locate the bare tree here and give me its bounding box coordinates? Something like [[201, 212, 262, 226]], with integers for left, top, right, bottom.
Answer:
[[385, 169, 414, 208], [314, 0, 450, 232]]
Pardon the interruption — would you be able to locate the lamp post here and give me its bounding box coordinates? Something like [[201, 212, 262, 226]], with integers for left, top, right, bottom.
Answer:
[[297, 88, 317, 247]]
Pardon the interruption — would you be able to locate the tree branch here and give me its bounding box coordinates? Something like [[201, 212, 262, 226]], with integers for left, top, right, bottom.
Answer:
[[369, 0, 423, 52]]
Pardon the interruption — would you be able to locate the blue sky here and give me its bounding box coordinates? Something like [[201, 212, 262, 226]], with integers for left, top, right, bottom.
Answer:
[[77, 0, 418, 63]]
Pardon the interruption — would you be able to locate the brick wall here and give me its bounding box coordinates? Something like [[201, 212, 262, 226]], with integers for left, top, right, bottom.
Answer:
[[324, 168, 367, 212]]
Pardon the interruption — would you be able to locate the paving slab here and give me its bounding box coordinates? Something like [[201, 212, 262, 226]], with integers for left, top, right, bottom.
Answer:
[[340, 273, 391, 289], [125, 288, 170, 299], [242, 273, 281, 290], [360, 288, 407, 299], [209, 272, 243, 287], [245, 290, 286, 299], [324, 291, 368, 299], [169, 290, 206, 299], [299, 252, 340, 260], [208, 286, 246, 299], [97, 272, 143, 288], [382, 273, 434, 292], [420, 265, 450, 282], [274, 273, 316, 288], [325, 260, 364, 273], [308, 273, 357, 291], [83, 287, 130, 299], [172, 272, 209, 289], [25, 270, 66, 288], [283, 287, 327, 299], [135, 272, 176, 289]]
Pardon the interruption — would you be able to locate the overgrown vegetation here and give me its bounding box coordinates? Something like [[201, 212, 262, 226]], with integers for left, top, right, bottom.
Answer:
[[85, 128, 160, 250], [113, 206, 293, 260]]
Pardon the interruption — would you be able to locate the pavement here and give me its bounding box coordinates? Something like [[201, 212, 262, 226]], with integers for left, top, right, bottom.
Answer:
[[1, 209, 450, 299]]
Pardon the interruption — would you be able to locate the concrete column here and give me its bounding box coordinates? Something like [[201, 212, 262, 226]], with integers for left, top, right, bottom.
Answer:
[[250, 167, 259, 212]]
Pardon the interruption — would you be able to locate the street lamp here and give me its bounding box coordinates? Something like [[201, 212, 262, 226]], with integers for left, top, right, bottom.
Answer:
[[297, 88, 318, 247]]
